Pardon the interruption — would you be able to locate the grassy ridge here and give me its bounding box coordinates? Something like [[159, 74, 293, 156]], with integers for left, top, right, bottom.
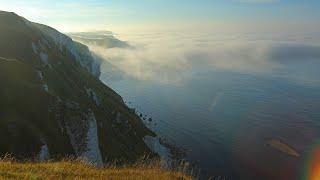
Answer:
[[0, 160, 192, 180]]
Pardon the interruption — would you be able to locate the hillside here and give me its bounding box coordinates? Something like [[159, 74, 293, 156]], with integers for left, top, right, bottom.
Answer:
[[0, 160, 191, 180], [0, 11, 157, 164]]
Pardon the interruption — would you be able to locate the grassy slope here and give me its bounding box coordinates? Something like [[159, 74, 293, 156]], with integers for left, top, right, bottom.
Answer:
[[0, 161, 191, 180], [0, 57, 74, 157], [0, 11, 156, 163]]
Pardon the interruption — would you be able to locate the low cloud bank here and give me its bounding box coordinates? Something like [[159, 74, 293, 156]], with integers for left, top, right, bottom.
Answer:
[[73, 31, 320, 84]]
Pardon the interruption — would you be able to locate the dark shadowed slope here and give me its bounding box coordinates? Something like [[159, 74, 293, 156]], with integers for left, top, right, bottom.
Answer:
[[0, 11, 155, 164]]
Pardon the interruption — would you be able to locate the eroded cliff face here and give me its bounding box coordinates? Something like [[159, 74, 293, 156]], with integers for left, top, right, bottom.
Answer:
[[0, 11, 156, 164]]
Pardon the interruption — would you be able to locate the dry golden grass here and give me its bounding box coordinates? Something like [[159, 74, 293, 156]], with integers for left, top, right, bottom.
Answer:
[[0, 160, 192, 180]]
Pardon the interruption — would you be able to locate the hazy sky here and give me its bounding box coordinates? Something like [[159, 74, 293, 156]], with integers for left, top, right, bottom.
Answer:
[[0, 0, 319, 32]]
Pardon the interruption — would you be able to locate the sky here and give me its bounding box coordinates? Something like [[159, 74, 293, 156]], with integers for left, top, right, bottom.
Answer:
[[0, 0, 319, 85], [0, 0, 319, 32]]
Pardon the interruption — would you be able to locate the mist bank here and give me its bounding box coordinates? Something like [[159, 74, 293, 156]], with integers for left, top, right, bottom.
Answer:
[[71, 31, 320, 85]]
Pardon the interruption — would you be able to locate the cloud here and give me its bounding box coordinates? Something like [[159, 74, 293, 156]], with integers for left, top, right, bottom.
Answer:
[[77, 31, 320, 85]]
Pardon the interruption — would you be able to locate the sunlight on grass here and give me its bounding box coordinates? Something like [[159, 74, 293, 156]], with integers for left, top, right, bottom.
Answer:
[[0, 159, 192, 180]]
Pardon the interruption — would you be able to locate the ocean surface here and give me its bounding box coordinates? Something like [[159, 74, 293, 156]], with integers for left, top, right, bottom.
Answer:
[[94, 31, 320, 179]]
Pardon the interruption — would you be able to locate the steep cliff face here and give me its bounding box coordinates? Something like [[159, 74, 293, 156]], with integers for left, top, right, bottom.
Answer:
[[68, 31, 130, 49], [0, 11, 155, 164]]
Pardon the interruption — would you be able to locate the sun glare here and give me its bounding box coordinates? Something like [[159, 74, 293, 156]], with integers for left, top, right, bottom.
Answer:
[[308, 147, 320, 180]]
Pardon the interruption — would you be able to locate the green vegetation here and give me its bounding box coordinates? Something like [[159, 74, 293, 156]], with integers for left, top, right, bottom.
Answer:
[[0, 58, 54, 157], [0, 160, 191, 180], [0, 11, 156, 164]]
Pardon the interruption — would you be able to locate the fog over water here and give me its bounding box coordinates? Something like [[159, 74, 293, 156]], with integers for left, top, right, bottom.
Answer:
[[73, 30, 320, 179], [78, 30, 320, 84]]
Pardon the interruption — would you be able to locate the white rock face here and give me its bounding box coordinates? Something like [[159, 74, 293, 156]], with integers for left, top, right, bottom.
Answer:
[[65, 109, 103, 166], [39, 52, 49, 65], [90, 60, 101, 78], [38, 144, 50, 161], [143, 136, 171, 160], [81, 112, 103, 166], [32, 42, 38, 54], [37, 70, 48, 92], [26, 16, 101, 77], [34, 24, 101, 77], [43, 84, 49, 92], [85, 88, 101, 106], [32, 41, 51, 67], [37, 70, 43, 81]]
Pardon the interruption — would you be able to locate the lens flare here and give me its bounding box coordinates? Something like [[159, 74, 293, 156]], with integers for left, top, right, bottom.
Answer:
[[307, 147, 320, 180]]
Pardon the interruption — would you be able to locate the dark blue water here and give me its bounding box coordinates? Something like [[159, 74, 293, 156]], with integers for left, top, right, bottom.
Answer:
[[100, 48, 320, 179]]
